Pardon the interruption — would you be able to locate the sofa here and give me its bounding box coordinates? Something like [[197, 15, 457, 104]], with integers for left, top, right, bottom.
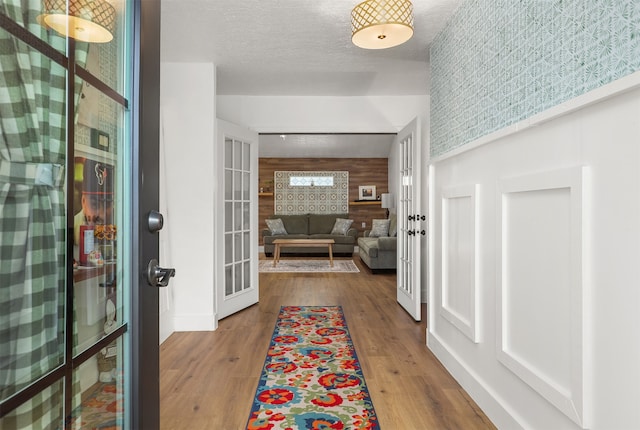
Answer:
[[262, 213, 358, 257], [357, 213, 397, 271]]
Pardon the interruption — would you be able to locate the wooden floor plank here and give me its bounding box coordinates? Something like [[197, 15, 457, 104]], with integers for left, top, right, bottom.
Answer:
[[160, 255, 496, 430]]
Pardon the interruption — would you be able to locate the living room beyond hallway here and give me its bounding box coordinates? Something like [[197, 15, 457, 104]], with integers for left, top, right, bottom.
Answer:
[[159, 255, 495, 429]]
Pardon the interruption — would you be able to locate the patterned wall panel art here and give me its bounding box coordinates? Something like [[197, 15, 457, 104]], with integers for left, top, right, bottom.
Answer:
[[274, 171, 349, 215], [430, 0, 640, 157]]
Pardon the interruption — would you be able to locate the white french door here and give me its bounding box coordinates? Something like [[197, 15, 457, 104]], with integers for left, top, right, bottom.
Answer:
[[215, 119, 259, 320], [397, 118, 423, 321]]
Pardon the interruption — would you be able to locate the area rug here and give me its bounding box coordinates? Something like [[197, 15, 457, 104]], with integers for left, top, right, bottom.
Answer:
[[246, 306, 379, 429], [68, 381, 123, 429], [259, 259, 360, 273]]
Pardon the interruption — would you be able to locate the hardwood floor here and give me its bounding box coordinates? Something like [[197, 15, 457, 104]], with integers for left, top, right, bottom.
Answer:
[[159, 255, 496, 430]]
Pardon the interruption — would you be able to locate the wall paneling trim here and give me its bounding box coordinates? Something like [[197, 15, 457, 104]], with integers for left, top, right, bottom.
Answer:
[[441, 184, 480, 343], [497, 166, 588, 427]]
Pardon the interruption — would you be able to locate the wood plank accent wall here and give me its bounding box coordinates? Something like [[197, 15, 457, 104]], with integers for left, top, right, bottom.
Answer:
[[259, 158, 388, 245]]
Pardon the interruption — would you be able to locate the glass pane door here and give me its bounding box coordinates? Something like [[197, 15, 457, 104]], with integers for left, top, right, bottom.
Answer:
[[217, 120, 259, 320], [0, 1, 135, 428], [397, 118, 422, 321]]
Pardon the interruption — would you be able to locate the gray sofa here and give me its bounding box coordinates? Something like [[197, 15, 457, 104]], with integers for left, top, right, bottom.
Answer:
[[358, 213, 397, 271], [262, 213, 357, 257]]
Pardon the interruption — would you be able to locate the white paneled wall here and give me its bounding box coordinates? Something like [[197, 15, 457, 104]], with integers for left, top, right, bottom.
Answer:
[[441, 185, 479, 342], [429, 85, 640, 429]]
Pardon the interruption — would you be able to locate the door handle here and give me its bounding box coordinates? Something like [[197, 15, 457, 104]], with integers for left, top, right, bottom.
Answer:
[[146, 259, 176, 287]]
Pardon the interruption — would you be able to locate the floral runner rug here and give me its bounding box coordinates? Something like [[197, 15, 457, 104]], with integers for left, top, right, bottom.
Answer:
[[246, 305, 379, 429]]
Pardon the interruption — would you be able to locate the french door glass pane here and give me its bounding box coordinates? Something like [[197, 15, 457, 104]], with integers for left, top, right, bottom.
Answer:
[[234, 233, 242, 261], [225, 138, 233, 168], [225, 170, 232, 200], [73, 94, 124, 357], [243, 172, 250, 200], [0, 381, 64, 429], [242, 142, 250, 170], [244, 231, 250, 259], [71, 344, 124, 427], [243, 261, 251, 290], [233, 140, 242, 170], [234, 263, 242, 293], [234, 202, 242, 230], [225, 202, 232, 231], [234, 171, 242, 200], [225, 266, 233, 296], [225, 233, 232, 264]]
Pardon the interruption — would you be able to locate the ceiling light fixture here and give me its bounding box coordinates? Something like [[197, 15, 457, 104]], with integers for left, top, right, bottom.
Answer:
[[38, 0, 116, 43], [351, 0, 414, 49]]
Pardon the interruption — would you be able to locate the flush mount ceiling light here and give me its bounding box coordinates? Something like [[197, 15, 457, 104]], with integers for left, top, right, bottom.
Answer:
[[38, 0, 116, 43], [351, 0, 414, 49]]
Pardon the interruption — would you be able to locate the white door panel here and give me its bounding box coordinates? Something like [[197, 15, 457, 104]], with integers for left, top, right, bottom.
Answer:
[[397, 118, 422, 320], [216, 119, 259, 319]]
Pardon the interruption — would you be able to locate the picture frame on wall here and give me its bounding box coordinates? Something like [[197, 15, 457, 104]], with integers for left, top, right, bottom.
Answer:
[[358, 185, 376, 200], [90, 128, 110, 151]]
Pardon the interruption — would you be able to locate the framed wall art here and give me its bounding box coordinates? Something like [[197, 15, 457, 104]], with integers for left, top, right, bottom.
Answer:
[[358, 185, 376, 201]]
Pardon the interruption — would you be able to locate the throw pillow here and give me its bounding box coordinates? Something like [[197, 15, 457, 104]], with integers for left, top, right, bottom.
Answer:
[[331, 218, 353, 235], [265, 218, 288, 235], [369, 219, 390, 237], [388, 213, 397, 237]]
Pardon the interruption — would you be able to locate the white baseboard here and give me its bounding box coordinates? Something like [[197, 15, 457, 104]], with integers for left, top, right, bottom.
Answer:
[[427, 331, 525, 430]]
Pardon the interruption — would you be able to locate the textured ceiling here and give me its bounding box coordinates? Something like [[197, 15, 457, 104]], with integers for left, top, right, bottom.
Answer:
[[161, 0, 462, 96], [160, 0, 461, 157]]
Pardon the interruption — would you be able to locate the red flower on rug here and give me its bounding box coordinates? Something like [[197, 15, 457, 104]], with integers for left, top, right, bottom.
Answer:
[[257, 388, 295, 405], [312, 393, 344, 407], [310, 337, 333, 345], [305, 417, 344, 429], [273, 335, 300, 344], [266, 361, 298, 374], [318, 373, 362, 389], [246, 416, 274, 430], [340, 359, 359, 370], [316, 327, 346, 337]]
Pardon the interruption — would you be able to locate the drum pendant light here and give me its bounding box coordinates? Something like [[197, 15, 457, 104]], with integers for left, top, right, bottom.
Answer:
[[38, 0, 116, 43], [351, 0, 414, 49]]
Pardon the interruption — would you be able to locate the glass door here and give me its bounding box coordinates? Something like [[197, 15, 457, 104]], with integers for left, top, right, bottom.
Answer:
[[1, 1, 161, 428], [397, 118, 422, 321], [216, 119, 259, 320]]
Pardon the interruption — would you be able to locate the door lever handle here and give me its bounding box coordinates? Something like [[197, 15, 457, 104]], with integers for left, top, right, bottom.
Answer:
[[146, 259, 176, 287]]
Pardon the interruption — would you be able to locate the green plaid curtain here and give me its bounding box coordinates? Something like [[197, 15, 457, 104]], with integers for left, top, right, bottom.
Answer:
[[0, 0, 88, 428]]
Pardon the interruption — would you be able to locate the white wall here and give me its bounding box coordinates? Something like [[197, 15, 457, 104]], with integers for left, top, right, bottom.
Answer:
[[217, 95, 428, 133], [160, 62, 217, 334], [429, 79, 640, 429]]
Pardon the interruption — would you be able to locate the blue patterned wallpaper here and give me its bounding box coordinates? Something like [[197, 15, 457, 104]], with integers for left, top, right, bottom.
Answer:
[[430, 0, 640, 157]]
